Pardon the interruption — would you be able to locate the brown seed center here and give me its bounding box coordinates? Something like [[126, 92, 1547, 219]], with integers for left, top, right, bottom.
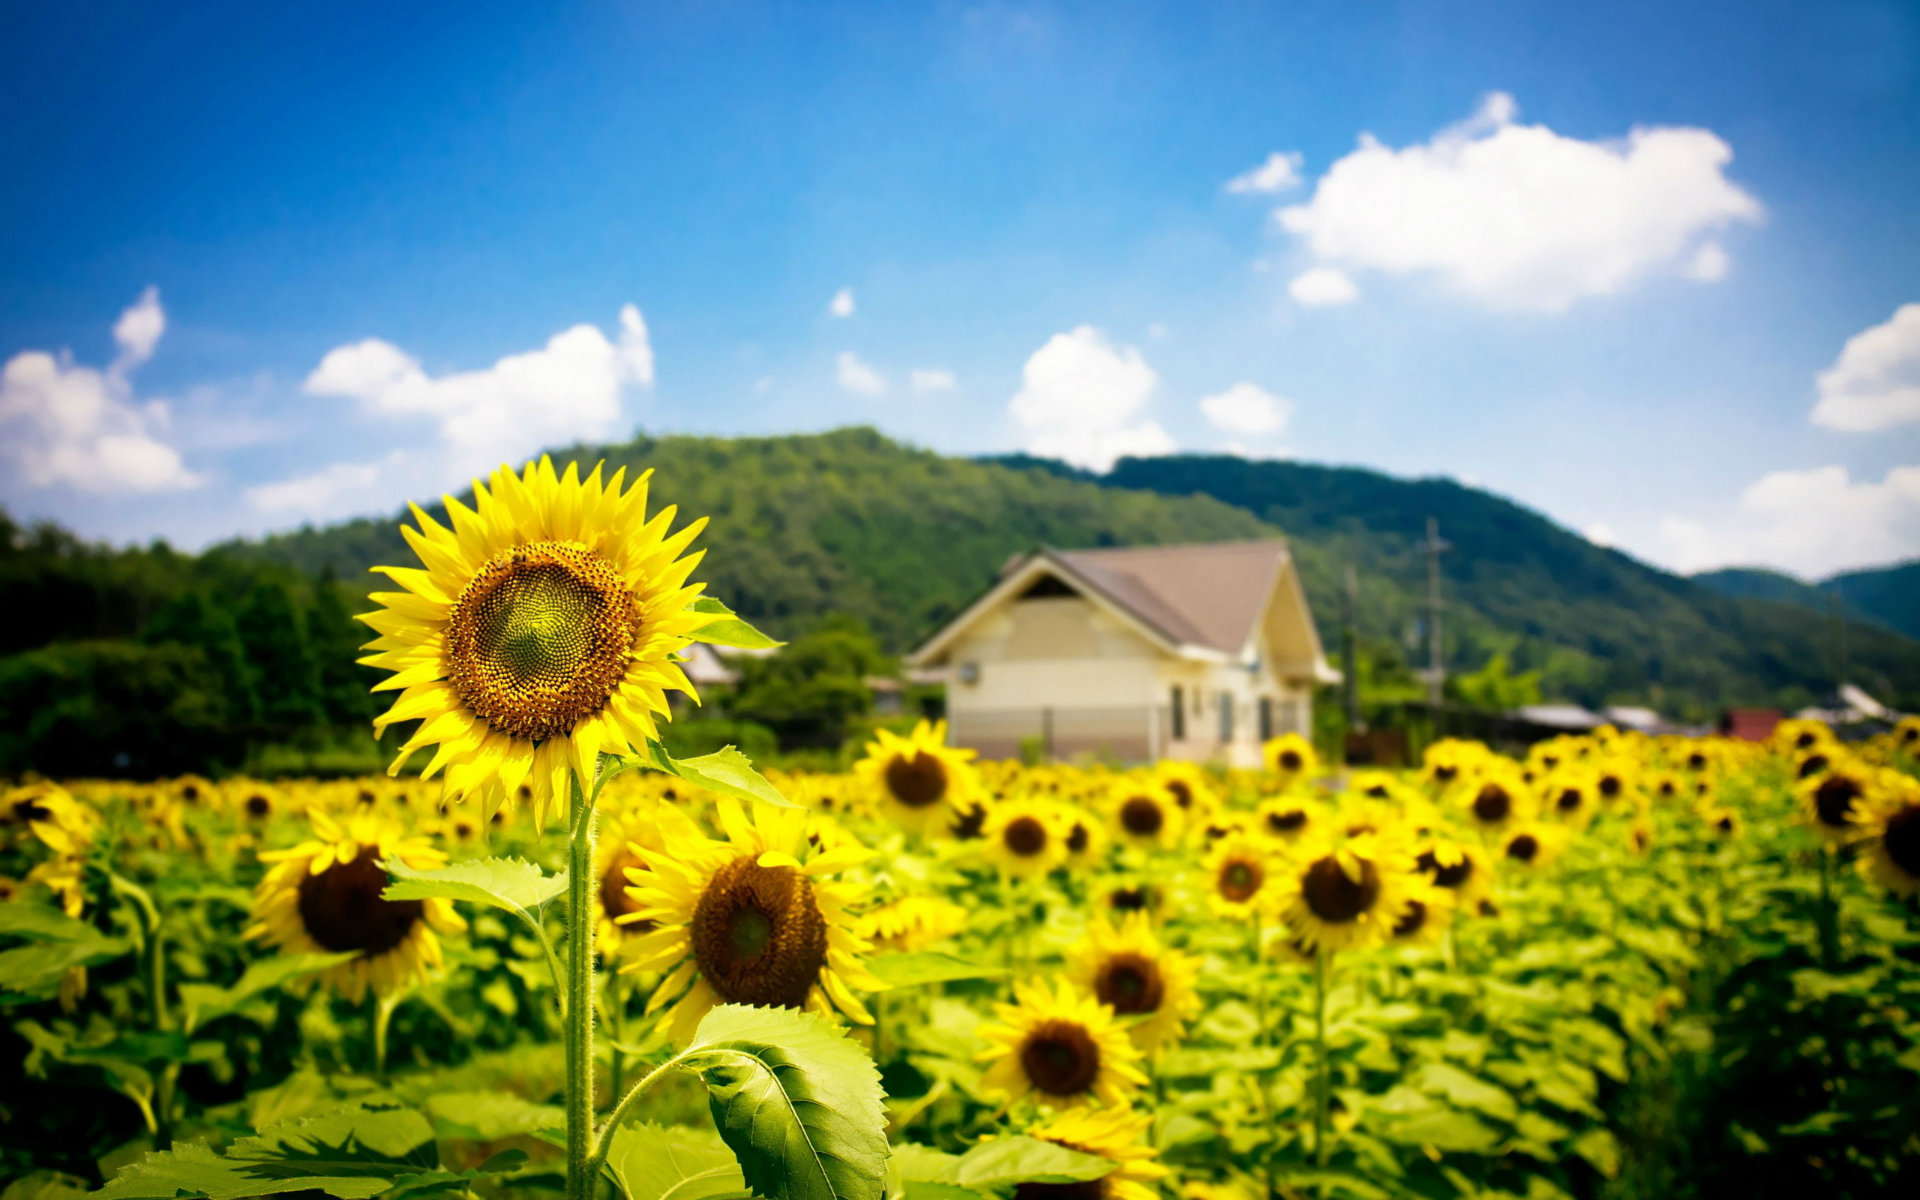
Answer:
[[885, 751, 949, 809], [1814, 775, 1862, 829], [1119, 796, 1164, 836], [1020, 1020, 1102, 1096], [689, 856, 828, 1010], [1003, 815, 1049, 858], [1217, 857, 1265, 903], [1095, 952, 1165, 1015], [295, 848, 422, 957], [1472, 785, 1512, 824], [1302, 855, 1380, 923]]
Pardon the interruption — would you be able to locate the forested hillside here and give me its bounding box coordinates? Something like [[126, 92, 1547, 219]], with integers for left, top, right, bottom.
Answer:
[[229, 427, 1920, 718], [1694, 562, 1920, 642]]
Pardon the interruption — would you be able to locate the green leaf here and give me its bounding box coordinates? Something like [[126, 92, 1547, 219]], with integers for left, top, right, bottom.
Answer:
[[641, 741, 799, 810], [676, 1003, 889, 1200], [867, 952, 1007, 987], [1571, 1128, 1620, 1179], [0, 898, 99, 942], [600, 1122, 752, 1200], [952, 1138, 1114, 1188], [1412, 1062, 1518, 1124], [691, 597, 785, 650], [95, 1104, 441, 1199], [0, 934, 131, 996], [382, 856, 568, 920], [1377, 1108, 1503, 1154], [178, 952, 360, 1032], [2, 1171, 89, 1200], [426, 1089, 565, 1142]]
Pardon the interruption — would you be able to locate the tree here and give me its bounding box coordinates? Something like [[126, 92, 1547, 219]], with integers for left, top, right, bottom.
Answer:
[[1447, 653, 1544, 712], [729, 615, 894, 748], [236, 581, 324, 731]]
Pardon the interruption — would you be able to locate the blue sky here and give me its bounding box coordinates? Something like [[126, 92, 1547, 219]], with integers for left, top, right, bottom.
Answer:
[[3, 1, 1917, 578]]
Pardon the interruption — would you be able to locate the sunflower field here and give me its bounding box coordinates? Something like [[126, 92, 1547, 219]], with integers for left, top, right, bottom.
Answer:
[[5, 460, 1920, 1200]]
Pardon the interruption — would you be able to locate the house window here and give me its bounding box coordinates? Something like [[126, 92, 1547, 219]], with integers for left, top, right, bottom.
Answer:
[[1219, 694, 1234, 742], [1258, 696, 1273, 742], [1169, 685, 1185, 741]]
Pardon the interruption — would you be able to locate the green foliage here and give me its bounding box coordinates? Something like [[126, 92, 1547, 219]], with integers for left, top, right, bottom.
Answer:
[[676, 1004, 889, 1200], [597, 1122, 751, 1200], [0, 641, 237, 777], [1447, 653, 1544, 710], [731, 616, 893, 748], [866, 952, 1007, 987], [381, 856, 569, 922], [659, 719, 780, 765], [638, 742, 799, 809]]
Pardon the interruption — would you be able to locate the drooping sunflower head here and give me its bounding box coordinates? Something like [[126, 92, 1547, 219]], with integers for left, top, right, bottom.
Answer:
[[1203, 834, 1276, 921], [1018, 1106, 1169, 1200], [984, 799, 1069, 879], [854, 719, 978, 835], [245, 810, 463, 1002], [1068, 914, 1201, 1057], [1797, 756, 1875, 844], [1276, 832, 1417, 956], [362, 457, 721, 826], [977, 978, 1148, 1108], [1254, 795, 1319, 844], [1106, 783, 1184, 851], [1262, 732, 1318, 782], [619, 797, 882, 1043], [1857, 775, 1920, 896]]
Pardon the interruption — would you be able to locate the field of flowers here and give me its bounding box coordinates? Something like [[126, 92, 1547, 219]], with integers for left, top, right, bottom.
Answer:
[[4, 459, 1920, 1200]]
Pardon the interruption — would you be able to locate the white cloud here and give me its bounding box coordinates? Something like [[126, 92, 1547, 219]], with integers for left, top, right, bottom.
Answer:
[[303, 304, 653, 471], [1199, 382, 1293, 437], [1008, 325, 1174, 472], [112, 286, 166, 371], [1225, 150, 1304, 195], [1288, 266, 1360, 307], [1275, 92, 1763, 311], [836, 351, 887, 396], [1811, 303, 1920, 432], [1585, 522, 1618, 548], [829, 287, 856, 318], [245, 456, 393, 518], [910, 368, 958, 393], [1656, 464, 1920, 577], [1683, 242, 1730, 282], [0, 289, 201, 494], [753, 374, 775, 395]]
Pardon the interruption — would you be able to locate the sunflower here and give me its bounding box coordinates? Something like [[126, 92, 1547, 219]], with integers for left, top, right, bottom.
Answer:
[[1856, 774, 1920, 896], [854, 719, 979, 836], [1770, 718, 1833, 758], [1497, 824, 1566, 871], [1540, 769, 1598, 829], [1253, 795, 1320, 845], [1887, 715, 1920, 757], [1056, 804, 1110, 870], [976, 978, 1148, 1108], [232, 781, 285, 823], [984, 799, 1070, 878], [1701, 807, 1741, 840], [1591, 758, 1641, 807], [858, 895, 969, 953], [1067, 914, 1200, 1057], [1021, 1106, 1168, 1200], [1797, 756, 1875, 844], [1106, 783, 1184, 852], [1412, 837, 1493, 908], [360, 457, 720, 827], [1202, 834, 1277, 921], [1387, 878, 1455, 948], [618, 796, 883, 1042], [1455, 764, 1534, 836], [2, 784, 98, 858], [1275, 832, 1416, 955], [1262, 732, 1318, 783], [594, 800, 670, 959], [1420, 738, 1487, 791], [246, 810, 464, 1002], [1153, 761, 1216, 819]]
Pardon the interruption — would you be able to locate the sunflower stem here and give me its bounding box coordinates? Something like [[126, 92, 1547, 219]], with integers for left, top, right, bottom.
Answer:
[[586, 1055, 684, 1188], [1312, 947, 1331, 1180], [1249, 914, 1268, 1048], [565, 770, 600, 1200], [1815, 844, 1839, 971], [372, 988, 405, 1079]]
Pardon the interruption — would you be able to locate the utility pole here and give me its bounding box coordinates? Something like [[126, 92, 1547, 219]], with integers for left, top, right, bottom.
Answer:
[[1341, 564, 1361, 732], [1416, 517, 1451, 709]]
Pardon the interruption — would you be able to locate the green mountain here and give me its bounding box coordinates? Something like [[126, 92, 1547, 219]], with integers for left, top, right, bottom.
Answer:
[[227, 428, 1920, 719], [1692, 563, 1920, 644]]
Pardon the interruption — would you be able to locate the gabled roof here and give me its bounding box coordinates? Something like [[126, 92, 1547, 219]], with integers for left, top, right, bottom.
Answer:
[[910, 538, 1316, 667]]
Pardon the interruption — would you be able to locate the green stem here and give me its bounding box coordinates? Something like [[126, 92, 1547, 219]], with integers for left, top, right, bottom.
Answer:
[[1249, 915, 1268, 1048], [585, 1057, 682, 1187], [374, 989, 405, 1078], [1816, 844, 1839, 971], [566, 770, 600, 1200], [1312, 947, 1331, 1176]]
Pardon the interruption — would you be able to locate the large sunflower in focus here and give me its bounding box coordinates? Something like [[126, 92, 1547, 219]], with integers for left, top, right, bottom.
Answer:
[[247, 811, 464, 1002], [1067, 914, 1200, 1056], [619, 797, 884, 1043], [361, 457, 718, 826], [1275, 832, 1416, 956], [854, 719, 978, 835], [977, 978, 1147, 1108]]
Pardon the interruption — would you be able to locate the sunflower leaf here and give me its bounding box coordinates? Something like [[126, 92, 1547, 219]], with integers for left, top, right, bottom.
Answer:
[[178, 952, 361, 1033], [689, 597, 785, 650], [381, 856, 567, 920], [93, 1104, 439, 1198], [642, 741, 800, 810], [598, 1122, 752, 1200], [951, 1137, 1114, 1188], [674, 1003, 888, 1200], [867, 952, 1007, 987], [0, 894, 99, 942], [0, 933, 132, 997]]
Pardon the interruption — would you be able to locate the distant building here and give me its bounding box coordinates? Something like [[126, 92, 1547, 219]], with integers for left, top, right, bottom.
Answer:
[[907, 540, 1336, 766], [1721, 708, 1782, 743]]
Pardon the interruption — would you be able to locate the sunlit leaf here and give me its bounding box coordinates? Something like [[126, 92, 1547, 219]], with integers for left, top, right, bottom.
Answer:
[[867, 952, 1006, 987], [382, 856, 567, 920], [690, 597, 784, 650]]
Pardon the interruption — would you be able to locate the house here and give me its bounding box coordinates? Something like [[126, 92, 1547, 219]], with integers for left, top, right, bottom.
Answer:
[[906, 540, 1337, 767]]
